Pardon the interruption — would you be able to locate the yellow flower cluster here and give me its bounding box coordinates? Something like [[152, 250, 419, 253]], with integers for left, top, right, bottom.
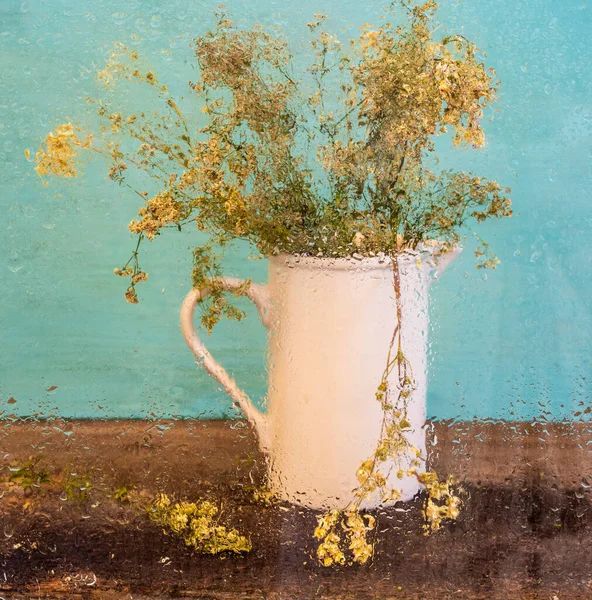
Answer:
[[128, 192, 189, 240], [34, 123, 91, 179], [148, 493, 252, 554], [97, 42, 160, 89], [418, 473, 462, 533], [124, 287, 138, 304], [114, 266, 148, 304], [97, 42, 128, 87], [314, 509, 375, 566]]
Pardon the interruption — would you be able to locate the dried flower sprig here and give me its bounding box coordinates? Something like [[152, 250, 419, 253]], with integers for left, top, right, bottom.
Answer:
[[313, 255, 462, 566]]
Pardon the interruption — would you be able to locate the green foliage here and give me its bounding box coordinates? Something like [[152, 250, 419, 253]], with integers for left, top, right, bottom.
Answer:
[[191, 244, 251, 334], [61, 469, 93, 501], [35, 0, 511, 320], [112, 484, 134, 503], [8, 457, 50, 492]]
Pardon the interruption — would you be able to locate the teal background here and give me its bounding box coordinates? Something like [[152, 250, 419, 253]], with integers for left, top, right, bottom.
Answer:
[[0, 0, 590, 421]]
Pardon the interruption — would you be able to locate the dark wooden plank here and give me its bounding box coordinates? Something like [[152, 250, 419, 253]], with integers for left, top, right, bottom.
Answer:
[[1, 419, 591, 599]]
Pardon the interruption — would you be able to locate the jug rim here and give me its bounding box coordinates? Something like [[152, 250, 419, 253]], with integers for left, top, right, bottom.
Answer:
[[268, 243, 460, 271]]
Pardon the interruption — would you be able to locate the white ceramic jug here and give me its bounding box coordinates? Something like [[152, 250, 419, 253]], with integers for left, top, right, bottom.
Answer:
[[180, 249, 460, 509]]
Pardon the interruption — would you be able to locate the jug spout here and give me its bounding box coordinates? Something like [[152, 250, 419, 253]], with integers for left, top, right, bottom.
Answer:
[[430, 245, 462, 279]]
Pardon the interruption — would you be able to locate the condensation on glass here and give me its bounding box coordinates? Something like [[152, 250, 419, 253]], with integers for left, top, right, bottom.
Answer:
[[1, 0, 591, 598]]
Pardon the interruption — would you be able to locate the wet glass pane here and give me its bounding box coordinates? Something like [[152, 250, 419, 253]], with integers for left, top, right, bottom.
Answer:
[[1, 0, 591, 598]]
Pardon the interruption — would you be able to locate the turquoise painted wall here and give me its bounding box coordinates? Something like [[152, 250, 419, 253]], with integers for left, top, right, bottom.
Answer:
[[1, 0, 590, 421]]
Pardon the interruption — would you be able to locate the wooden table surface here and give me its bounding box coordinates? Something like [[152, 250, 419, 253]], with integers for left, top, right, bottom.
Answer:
[[1, 418, 592, 599]]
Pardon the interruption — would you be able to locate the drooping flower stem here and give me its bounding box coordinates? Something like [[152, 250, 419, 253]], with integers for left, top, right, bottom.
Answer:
[[314, 253, 461, 566]]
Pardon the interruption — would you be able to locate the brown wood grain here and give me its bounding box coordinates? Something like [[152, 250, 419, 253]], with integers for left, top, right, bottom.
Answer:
[[1, 419, 592, 599]]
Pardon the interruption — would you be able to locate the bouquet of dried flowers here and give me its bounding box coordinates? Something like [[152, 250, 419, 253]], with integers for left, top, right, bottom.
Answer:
[[35, 0, 511, 565], [36, 0, 510, 327]]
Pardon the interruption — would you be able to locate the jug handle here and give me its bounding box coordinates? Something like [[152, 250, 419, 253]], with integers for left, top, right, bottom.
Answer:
[[180, 278, 271, 453]]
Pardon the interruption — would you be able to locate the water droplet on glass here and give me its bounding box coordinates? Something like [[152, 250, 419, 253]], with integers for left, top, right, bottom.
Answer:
[[169, 386, 184, 398], [111, 11, 126, 24]]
